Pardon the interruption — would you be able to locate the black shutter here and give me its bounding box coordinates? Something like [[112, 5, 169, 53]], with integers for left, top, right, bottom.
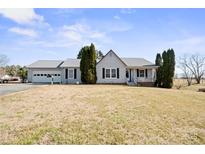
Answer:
[[74, 68, 77, 79], [65, 68, 68, 79], [145, 69, 148, 78], [137, 69, 139, 77], [117, 68, 119, 79], [126, 70, 129, 78], [102, 68, 105, 79]]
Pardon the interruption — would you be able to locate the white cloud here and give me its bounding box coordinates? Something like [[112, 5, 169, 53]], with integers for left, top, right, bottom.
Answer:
[[60, 23, 110, 44], [63, 30, 82, 42], [0, 8, 44, 25], [113, 15, 120, 20], [120, 9, 136, 14], [9, 27, 37, 37]]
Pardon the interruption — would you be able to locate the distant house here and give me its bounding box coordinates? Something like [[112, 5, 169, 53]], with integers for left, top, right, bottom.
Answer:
[[27, 50, 158, 86]]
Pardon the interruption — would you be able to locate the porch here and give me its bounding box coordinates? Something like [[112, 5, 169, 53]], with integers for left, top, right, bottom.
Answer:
[[126, 67, 156, 86]]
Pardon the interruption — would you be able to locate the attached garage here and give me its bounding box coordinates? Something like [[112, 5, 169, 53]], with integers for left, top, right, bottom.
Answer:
[[32, 70, 61, 83], [27, 60, 63, 83]]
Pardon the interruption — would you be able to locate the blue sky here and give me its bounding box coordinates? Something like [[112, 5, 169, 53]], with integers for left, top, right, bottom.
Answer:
[[0, 8, 205, 67]]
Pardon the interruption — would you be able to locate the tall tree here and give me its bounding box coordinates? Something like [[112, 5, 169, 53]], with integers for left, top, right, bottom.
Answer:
[[80, 46, 89, 83], [160, 49, 175, 88], [178, 54, 205, 84], [77, 48, 83, 59], [167, 48, 175, 88], [155, 53, 162, 87], [88, 43, 97, 83], [80, 43, 97, 84], [161, 50, 168, 88], [178, 55, 193, 86], [77, 49, 103, 60]]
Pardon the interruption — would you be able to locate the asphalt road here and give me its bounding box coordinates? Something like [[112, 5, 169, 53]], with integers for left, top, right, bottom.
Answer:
[[0, 84, 41, 96]]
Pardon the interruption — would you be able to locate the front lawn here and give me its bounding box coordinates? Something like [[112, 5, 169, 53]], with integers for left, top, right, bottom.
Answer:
[[0, 85, 205, 144]]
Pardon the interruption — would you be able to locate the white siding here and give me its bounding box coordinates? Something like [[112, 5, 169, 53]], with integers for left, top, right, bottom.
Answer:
[[27, 69, 32, 82], [96, 51, 127, 83], [61, 67, 81, 84]]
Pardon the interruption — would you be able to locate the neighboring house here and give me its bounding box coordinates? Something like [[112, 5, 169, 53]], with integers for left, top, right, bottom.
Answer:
[[27, 50, 158, 86]]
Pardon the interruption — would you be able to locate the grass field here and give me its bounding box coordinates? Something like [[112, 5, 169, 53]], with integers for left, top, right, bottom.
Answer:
[[0, 84, 205, 144], [173, 79, 205, 91]]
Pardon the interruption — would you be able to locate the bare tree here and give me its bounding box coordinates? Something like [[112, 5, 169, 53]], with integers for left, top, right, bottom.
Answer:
[[178, 55, 193, 86], [178, 54, 205, 84], [0, 54, 9, 67], [188, 55, 205, 84]]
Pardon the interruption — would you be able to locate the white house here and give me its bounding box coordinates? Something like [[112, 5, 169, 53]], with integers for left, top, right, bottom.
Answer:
[[27, 50, 158, 86]]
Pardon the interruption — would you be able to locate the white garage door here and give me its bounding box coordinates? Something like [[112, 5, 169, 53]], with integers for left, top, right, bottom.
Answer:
[[32, 70, 61, 83]]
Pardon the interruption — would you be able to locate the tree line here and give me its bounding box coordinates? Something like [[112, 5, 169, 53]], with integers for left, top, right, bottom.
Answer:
[[0, 54, 27, 83]]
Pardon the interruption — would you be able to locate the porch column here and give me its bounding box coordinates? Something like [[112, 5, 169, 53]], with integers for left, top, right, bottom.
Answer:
[[152, 68, 155, 82], [133, 69, 136, 83]]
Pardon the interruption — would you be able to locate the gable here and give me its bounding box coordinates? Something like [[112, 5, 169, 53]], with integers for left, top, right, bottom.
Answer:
[[97, 50, 126, 67]]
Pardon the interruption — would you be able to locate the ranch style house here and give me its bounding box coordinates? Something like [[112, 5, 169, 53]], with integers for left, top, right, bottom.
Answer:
[[27, 50, 158, 86]]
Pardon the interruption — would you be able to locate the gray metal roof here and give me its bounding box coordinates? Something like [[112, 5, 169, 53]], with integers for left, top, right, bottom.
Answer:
[[27, 60, 63, 68], [60, 58, 80, 67], [121, 58, 154, 67]]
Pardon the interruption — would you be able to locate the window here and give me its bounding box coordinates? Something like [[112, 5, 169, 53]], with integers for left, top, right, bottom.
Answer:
[[54, 74, 57, 76], [68, 69, 74, 79], [37, 74, 40, 76], [139, 70, 145, 77], [34, 74, 36, 76], [58, 74, 60, 76], [44, 74, 47, 76], [111, 69, 116, 78], [105, 68, 117, 78], [41, 74, 43, 76], [105, 69, 110, 78]]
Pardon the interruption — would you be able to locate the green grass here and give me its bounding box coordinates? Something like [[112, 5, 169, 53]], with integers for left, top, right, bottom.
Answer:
[[0, 85, 205, 144]]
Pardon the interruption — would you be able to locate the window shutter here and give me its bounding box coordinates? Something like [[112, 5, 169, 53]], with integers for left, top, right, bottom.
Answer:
[[117, 68, 119, 79], [102, 68, 105, 79], [137, 69, 139, 77], [74, 68, 77, 79], [145, 69, 148, 78], [65, 68, 68, 79], [126, 70, 129, 78]]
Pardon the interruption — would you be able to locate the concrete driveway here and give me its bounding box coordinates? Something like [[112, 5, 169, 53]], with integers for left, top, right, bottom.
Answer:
[[0, 83, 42, 96]]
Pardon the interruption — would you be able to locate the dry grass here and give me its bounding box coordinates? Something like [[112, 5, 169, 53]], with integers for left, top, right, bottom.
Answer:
[[0, 85, 205, 144], [173, 79, 205, 91]]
